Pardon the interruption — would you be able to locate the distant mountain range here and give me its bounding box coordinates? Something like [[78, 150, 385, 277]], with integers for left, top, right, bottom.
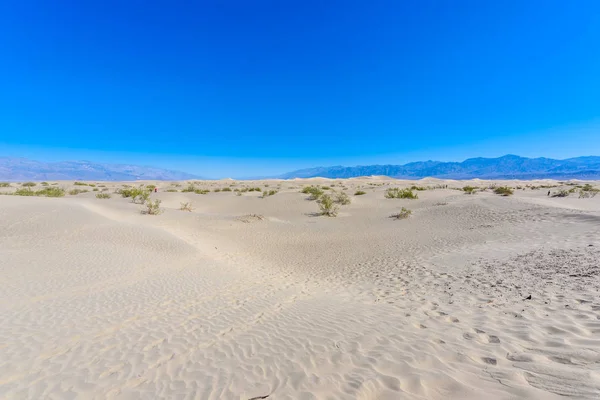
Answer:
[[2, 155, 600, 181], [0, 157, 200, 181], [278, 155, 600, 180]]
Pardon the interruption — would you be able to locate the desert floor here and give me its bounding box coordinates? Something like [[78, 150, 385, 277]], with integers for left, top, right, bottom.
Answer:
[[1, 178, 599, 399]]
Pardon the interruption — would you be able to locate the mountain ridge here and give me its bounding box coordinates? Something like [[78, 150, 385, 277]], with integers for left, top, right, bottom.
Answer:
[[0, 157, 200, 181], [278, 155, 600, 180]]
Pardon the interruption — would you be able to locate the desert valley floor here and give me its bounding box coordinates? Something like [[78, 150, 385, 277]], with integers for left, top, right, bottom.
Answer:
[[1, 178, 599, 399]]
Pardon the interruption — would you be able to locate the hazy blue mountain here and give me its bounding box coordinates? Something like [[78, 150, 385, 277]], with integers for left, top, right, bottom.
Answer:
[[279, 155, 600, 180], [0, 157, 201, 181]]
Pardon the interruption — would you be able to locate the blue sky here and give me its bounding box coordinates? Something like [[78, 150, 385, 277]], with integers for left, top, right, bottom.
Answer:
[[1, 1, 599, 178]]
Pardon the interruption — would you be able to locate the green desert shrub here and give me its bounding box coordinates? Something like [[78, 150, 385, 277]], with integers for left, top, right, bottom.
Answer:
[[261, 190, 278, 198], [40, 182, 49, 186], [390, 207, 412, 220], [89, 184, 96, 187], [0, 182, 10, 187], [166, 189, 178, 192], [213, 188, 221, 192], [385, 188, 418, 199], [96, 193, 111, 199], [135, 190, 151, 204], [493, 187, 514, 196], [463, 186, 476, 194], [146, 184, 156, 190], [194, 189, 209, 195], [179, 201, 194, 211], [321, 186, 331, 190], [92, 188, 99, 192], [410, 185, 427, 191], [221, 187, 232, 192], [142, 199, 162, 215], [69, 189, 88, 195], [15, 187, 65, 197], [22, 182, 36, 187], [551, 189, 570, 198], [334, 191, 351, 205], [579, 186, 599, 198], [181, 184, 196, 193], [73, 182, 88, 186], [302, 186, 324, 200], [317, 194, 339, 217], [354, 190, 366, 196]]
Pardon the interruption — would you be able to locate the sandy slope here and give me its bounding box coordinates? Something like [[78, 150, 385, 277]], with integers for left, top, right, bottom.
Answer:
[[1, 179, 599, 399]]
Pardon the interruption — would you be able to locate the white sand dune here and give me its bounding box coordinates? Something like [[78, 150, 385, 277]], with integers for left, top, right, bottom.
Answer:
[[1, 179, 599, 399]]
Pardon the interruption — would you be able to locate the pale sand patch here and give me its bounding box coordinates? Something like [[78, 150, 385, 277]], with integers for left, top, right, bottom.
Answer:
[[0, 179, 599, 399]]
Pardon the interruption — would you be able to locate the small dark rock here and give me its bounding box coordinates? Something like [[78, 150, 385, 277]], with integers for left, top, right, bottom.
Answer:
[[524, 295, 532, 300]]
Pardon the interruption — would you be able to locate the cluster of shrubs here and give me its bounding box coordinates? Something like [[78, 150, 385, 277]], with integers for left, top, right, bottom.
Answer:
[[69, 189, 88, 195], [13, 187, 65, 197], [462, 186, 477, 194], [493, 187, 513, 196], [116, 187, 152, 203], [578, 184, 599, 198], [181, 185, 209, 194], [385, 188, 418, 199], [261, 190, 278, 198], [301, 186, 352, 217]]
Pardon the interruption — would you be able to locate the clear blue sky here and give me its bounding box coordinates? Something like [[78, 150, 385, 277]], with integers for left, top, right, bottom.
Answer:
[[1, 1, 599, 178]]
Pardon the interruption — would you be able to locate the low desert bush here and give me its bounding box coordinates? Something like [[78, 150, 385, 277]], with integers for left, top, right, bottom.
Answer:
[[354, 190, 366, 196], [334, 191, 351, 205], [213, 188, 221, 192], [493, 186, 514, 196], [146, 184, 156, 190], [96, 193, 111, 199], [221, 187, 232, 192], [410, 185, 427, 191], [0, 182, 10, 187], [135, 190, 151, 204], [182, 185, 196, 193], [579, 185, 599, 198], [321, 186, 331, 190], [385, 188, 418, 199], [317, 194, 339, 217], [15, 187, 65, 197], [302, 186, 324, 200], [463, 186, 476, 194], [22, 182, 36, 187], [73, 182, 88, 186], [142, 199, 162, 215], [390, 207, 412, 219], [551, 189, 570, 198], [261, 190, 278, 198], [194, 189, 209, 195], [40, 182, 49, 186], [179, 202, 194, 211], [69, 189, 88, 195], [166, 189, 178, 192]]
